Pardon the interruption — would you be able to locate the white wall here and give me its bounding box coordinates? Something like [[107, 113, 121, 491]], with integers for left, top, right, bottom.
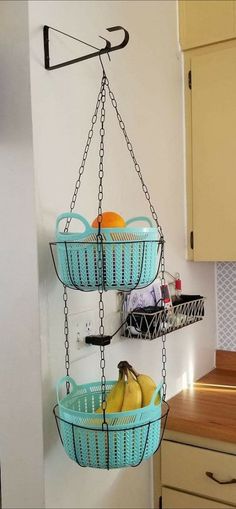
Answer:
[[1, 1, 217, 508], [0, 2, 45, 508]]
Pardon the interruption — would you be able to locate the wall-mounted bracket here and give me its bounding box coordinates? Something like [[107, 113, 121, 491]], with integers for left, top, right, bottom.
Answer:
[[43, 25, 129, 71]]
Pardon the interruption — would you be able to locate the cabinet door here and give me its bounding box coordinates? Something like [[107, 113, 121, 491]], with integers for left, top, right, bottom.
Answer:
[[191, 46, 236, 260], [162, 441, 236, 505], [179, 1, 235, 50], [162, 488, 233, 509]]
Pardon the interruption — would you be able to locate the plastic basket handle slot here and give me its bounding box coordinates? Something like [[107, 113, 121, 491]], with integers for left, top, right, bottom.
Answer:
[[56, 376, 77, 403], [149, 382, 163, 407], [56, 212, 92, 236], [126, 216, 154, 228]]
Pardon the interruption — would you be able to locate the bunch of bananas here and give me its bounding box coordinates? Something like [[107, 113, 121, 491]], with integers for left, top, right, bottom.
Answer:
[[96, 361, 161, 414]]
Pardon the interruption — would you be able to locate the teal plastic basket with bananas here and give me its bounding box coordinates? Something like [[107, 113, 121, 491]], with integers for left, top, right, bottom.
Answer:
[[54, 376, 166, 470]]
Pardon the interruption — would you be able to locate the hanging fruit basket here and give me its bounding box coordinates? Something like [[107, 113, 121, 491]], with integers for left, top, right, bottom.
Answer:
[[50, 213, 163, 291], [48, 55, 169, 470], [54, 376, 169, 469]]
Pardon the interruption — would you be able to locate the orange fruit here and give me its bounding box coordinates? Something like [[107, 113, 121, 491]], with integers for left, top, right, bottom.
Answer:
[[92, 211, 126, 228]]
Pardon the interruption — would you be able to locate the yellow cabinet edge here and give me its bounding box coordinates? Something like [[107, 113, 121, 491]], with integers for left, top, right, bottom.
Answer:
[[183, 39, 236, 261], [178, 0, 236, 51]]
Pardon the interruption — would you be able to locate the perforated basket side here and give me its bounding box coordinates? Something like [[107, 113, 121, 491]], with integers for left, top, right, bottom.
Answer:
[[55, 406, 165, 469], [54, 237, 161, 291], [58, 381, 162, 430], [57, 225, 158, 243]]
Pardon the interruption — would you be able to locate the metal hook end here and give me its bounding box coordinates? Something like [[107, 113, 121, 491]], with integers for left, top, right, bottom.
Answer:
[[99, 36, 111, 61], [99, 36, 111, 51]]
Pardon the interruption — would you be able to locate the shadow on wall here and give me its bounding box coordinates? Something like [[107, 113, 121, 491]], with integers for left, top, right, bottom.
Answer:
[[99, 462, 149, 509], [42, 373, 59, 456], [37, 214, 57, 291]]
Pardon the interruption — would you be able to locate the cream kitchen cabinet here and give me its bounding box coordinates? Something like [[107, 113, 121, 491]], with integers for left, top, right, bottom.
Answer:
[[161, 440, 236, 509], [184, 40, 236, 261], [179, 1, 236, 50], [155, 362, 236, 509], [162, 487, 233, 509]]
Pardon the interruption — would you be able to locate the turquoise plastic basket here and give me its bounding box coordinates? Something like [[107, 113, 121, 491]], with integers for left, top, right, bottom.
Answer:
[[54, 376, 163, 469], [54, 213, 160, 291]]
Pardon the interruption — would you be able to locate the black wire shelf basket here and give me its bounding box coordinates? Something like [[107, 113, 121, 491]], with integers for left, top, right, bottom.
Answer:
[[54, 376, 169, 470], [122, 295, 205, 340]]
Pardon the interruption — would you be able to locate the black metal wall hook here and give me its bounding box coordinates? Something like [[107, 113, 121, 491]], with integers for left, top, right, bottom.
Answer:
[[43, 25, 129, 71]]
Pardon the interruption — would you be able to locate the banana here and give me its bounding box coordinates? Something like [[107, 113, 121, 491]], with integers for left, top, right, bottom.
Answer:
[[121, 368, 142, 412], [129, 367, 161, 407], [96, 369, 126, 413]]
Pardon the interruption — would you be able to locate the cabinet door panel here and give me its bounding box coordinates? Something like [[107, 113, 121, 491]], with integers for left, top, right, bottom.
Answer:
[[162, 441, 236, 505], [162, 487, 233, 509], [191, 47, 236, 260], [179, 1, 235, 50]]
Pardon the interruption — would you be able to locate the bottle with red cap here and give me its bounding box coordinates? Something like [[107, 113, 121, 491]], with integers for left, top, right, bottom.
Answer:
[[160, 283, 172, 309], [175, 273, 182, 300]]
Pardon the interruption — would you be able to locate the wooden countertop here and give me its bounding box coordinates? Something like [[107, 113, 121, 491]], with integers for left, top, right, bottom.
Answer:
[[166, 354, 236, 444]]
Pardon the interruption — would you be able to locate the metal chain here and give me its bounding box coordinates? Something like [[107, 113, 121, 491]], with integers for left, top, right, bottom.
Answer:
[[105, 79, 163, 236], [97, 76, 107, 232], [64, 77, 105, 233], [160, 247, 167, 401], [104, 78, 167, 400], [61, 76, 106, 390], [96, 74, 108, 428], [61, 69, 167, 403], [63, 285, 70, 394]]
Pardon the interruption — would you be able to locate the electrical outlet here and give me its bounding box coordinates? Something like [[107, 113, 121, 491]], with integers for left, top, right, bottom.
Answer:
[[85, 320, 93, 334], [68, 307, 121, 362], [75, 331, 85, 350], [69, 310, 98, 362]]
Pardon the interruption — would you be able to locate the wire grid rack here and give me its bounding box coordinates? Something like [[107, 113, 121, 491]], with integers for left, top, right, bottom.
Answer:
[[122, 296, 205, 340], [50, 238, 163, 292], [53, 400, 169, 469]]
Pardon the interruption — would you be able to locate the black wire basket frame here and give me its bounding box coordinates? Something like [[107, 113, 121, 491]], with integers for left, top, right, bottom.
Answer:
[[53, 401, 169, 470], [50, 238, 164, 292]]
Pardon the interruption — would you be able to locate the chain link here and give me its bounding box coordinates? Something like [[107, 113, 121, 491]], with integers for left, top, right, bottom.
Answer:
[[160, 246, 167, 401], [96, 74, 108, 428], [61, 76, 107, 394], [99, 284, 107, 428], [105, 79, 163, 236], [104, 77, 167, 400], [63, 285, 70, 394], [61, 69, 167, 403], [64, 77, 105, 233], [97, 76, 107, 230]]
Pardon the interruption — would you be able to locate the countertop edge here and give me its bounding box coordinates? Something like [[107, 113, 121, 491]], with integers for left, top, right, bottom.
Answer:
[[164, 429, 236, 455]]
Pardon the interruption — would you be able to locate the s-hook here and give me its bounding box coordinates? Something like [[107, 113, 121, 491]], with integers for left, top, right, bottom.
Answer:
[[43, 25, 129, 70]]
